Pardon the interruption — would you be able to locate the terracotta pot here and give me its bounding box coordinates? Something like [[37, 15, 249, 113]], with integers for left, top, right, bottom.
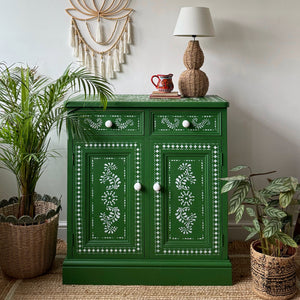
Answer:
[[250, 240, 297, 300]]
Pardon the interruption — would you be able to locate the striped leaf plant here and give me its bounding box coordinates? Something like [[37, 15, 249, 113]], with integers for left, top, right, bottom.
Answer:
[[0, 63, 113, 218], [221, 165, 300, 257]]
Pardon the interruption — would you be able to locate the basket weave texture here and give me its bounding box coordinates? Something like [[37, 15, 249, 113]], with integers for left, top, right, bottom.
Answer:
[[250, 240, 297, 300], [179, 69, 208, 98], [179, 40, 209, 97], [0, 201, 59, 279]]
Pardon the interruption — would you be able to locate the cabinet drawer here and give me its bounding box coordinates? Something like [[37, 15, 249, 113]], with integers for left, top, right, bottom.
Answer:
[[79, 111, 144, 135], [152, 111, 221, 135]]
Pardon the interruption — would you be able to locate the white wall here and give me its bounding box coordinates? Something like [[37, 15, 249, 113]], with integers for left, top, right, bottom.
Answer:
[[1, 0, 300, 240]]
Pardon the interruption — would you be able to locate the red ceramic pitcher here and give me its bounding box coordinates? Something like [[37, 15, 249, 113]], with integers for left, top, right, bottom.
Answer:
[[151, 74, 174, 93]]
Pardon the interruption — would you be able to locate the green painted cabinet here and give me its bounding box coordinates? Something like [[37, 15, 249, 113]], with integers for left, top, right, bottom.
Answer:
[[63, 95, 232, 285]]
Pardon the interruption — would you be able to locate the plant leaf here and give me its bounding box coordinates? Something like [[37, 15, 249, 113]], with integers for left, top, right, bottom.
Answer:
[[246, 207, 256, 218], [221, 180, 240, 193], [275, 232, 298, 248], [253, 219, 260, 231], [220, 175, 248, 181], [266, 177, 298, 193], [244, 225, 257, 233], [254, 191, 268, 206], [290, 177, 299, 191], [260, 189, 278, 199], [244, 198, 259, 205], [230, 165, 249, 172], [263, 219, 281, 238], [264, 207, 287, 218], [268, 199, 279, 207], [262, 217, 269, 226], [279, 190, 294, 208], [235, 205, 245, 223], [245, 230, 258, 241], [228, 181, 250, 214]]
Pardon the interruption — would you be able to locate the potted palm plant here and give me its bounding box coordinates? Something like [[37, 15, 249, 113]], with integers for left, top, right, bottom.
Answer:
[[221, 165, 299, 300], [0, 63, 113, 278]]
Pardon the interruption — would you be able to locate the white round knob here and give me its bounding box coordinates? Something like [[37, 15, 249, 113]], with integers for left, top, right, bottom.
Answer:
[[105, 120, 113, 128], [182, 120, 190, 128], [153, 182, 161, 192], [134, 182, 142, 191]]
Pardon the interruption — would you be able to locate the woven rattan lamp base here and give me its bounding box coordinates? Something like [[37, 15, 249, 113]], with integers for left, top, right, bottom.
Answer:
[[178, 40, 209, 97], [179, 69, 208, 97]]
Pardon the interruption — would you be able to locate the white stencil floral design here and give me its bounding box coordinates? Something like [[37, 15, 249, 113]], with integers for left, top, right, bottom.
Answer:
[[99, 162, 121, 234], [175, 207, 197, 234], [175, 162, 197, 234], [99, 162, 121, 190], [191, 118, 210, 129], [99, 206, 121, 234], [175, 163, 196, 190], [178, 191, 195, 206], [161, 117, 180, 129], [101, 191, 118, 206], [84, 118, 102, 130], [115, 118, 134, 129]]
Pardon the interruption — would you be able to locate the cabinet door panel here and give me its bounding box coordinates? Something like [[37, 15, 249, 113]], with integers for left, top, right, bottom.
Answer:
[[152, 141, 222, 258], [73, 141, 144, 258]]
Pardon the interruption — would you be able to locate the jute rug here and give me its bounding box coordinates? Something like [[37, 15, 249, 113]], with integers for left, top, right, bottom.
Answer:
[[0, 240, 300, 300]]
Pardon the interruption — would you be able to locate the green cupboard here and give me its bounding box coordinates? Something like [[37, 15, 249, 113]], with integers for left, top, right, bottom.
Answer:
[[63, 95, 232, 285]]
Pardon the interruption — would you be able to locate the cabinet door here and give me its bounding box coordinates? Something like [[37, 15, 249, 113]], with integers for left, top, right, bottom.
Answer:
[[151, 141, 223, 258], [72, 141, 144, 258]]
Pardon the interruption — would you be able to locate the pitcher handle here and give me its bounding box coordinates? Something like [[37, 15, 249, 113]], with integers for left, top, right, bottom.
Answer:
[[151, 75, 159, 88]]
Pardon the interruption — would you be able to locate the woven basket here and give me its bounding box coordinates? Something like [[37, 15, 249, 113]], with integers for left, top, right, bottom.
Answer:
[[250, 240, 297, 300], [0, 198, 59, 279]]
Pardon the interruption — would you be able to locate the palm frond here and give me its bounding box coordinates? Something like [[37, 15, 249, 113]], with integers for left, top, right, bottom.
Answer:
[[0, 62, 113, 217]]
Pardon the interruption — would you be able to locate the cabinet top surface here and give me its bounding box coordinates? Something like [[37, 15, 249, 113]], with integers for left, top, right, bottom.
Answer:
[[66, 94, 229, 108]]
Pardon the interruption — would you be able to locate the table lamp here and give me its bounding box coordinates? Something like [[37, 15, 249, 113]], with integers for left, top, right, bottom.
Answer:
[[173, 7, 215, 97]]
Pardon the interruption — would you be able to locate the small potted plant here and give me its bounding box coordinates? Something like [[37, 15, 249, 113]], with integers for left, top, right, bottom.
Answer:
[[0, 63, 113, 278], [221, 165, 299, 300]]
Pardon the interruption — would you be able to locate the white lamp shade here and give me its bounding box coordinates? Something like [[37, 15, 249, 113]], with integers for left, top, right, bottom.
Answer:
[[173, 7, 215, 37]]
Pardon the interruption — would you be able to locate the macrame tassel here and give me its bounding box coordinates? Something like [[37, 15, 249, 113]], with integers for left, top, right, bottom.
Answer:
[[123, 32, 129, 55], [73, 34, 79, 57], [93, 54, 99, 76], [119, 40, 125, 63], [85, 48, 92, 71], [107, 53, 114, 79], [96, 18, 104, 43], [70, 23, 76, 48], [79, 42, 85, 64], [113, 47, 120, 72], [99, 55, 106, 79], [127, 19, 132, 44]]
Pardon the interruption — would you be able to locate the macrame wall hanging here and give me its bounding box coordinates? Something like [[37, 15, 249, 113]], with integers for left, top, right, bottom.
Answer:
[[66, 0, 134, 79]]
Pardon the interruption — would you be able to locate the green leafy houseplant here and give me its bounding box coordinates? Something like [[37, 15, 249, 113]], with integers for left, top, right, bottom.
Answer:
[[0, 63, 113, 219], [221, 165, 299, 257]]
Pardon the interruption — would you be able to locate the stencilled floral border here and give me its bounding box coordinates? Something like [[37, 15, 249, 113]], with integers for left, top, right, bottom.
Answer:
[[80, 112, 143, 135], [74, 142, 142, 255], [154, 142, 221, 256], [153, 113, 221, 135], [92, 160, 124, 237], [173, 161, 202, 236]]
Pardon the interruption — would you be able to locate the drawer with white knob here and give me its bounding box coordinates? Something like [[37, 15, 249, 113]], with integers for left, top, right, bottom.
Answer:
[[78, 111, 144, 135], [151, 111, 221, 135]]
